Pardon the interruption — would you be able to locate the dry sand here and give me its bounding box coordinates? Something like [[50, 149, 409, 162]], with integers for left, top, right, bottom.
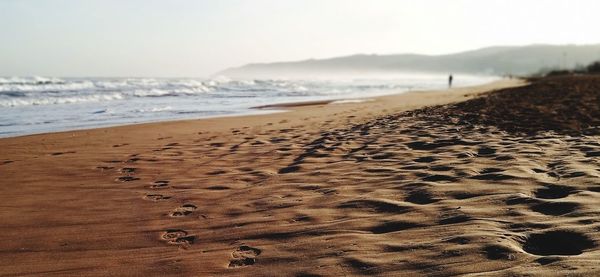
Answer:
[[2, 76, 600, 276]]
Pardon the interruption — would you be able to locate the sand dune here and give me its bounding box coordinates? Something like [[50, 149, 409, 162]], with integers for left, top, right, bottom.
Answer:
[[2, 77, 600, 276]]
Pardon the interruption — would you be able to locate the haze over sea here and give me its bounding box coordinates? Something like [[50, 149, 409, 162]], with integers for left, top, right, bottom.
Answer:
[[0, 74, 496, 138]]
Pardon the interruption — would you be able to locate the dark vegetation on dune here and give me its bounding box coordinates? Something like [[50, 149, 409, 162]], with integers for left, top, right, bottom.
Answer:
[[408, 74, 600, 135], [542, 60, 600, 77]]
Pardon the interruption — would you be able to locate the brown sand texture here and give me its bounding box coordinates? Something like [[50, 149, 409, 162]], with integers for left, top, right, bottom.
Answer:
[[2, 76, 600, 276]]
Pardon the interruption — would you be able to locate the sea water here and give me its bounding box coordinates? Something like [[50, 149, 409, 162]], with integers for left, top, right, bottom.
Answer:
[[0, 74, 497, 138]]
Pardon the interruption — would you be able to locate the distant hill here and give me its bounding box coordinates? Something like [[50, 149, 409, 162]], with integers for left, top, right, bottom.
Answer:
[[218, 44, 600, 78]]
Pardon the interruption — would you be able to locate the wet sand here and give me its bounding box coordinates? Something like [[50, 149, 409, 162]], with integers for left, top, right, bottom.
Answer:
[[2, 76, 600, 276]]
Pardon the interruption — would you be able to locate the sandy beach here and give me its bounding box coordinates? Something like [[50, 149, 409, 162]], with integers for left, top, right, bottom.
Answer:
[[2, 76, 600, 276]]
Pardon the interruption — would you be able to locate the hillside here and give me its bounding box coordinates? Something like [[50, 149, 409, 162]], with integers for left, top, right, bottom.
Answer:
[[218, 44, 600, 78]]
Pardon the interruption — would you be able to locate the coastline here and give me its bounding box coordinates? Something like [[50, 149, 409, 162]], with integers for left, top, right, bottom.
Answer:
[[1, 75, 501, 140], [0, 79, 519, 142]]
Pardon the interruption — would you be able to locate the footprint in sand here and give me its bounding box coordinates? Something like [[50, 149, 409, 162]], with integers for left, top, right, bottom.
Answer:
[[278, 165, 300, 174], [102, 160, 122, 163], [477, 146, 497, 156], [269, 137, 288, 144], [116, 176, 140, 182], [126, 157, 140, 163], [530, 201, 579, 216], [120, 167, 136, 174], [144, 194, 172, 201], [494, 155, 515, 161], [161, 229, 196, 246], [50, 151, 76, 156], [207, 170, 227, 175], [534, 184, 575, 199], [405, 189, 439, 205], [401, 164, 428, 170], [251, 140, 267, 145], [228, 245, 262, 268], [150, 180, 170, 189], [429, 165, 453, 171], [482, 244, 516, 260], [421, 174, 457, 182], [369, 221, 422, 234], [470, 172, 514, 181], [449, 191, 482, 200], [522, 230, 595, 256], [338, 199, 411, 214], [169, 204, 198, 217], [205, 185, 230, 190], [438, 211, 472, 225], [584, 150, 600, 157]]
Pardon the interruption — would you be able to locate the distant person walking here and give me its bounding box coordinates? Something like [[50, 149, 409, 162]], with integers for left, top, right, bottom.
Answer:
[[448, 74, 453, 88]]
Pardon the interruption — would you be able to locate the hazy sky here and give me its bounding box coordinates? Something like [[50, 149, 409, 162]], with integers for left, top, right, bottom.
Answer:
[[1, 0, 599, 77]]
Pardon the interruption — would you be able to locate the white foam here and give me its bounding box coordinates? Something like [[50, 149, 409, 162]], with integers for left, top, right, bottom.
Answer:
[[0, 80, 95, 92], [0, 76, 65, 85], [135, 106, 173, 113], [0, 92, 124, 107]]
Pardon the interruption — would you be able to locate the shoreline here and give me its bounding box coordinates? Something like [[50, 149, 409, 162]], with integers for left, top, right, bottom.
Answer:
[[0, 75, 499, 140], [0, 79, 519, 141]]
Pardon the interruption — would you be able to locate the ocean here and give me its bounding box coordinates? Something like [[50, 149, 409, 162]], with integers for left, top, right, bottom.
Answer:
[[0, 74, 498, 138]]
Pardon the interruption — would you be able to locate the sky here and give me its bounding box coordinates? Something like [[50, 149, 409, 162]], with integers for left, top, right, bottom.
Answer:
[[1, 0, 599, 77]]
